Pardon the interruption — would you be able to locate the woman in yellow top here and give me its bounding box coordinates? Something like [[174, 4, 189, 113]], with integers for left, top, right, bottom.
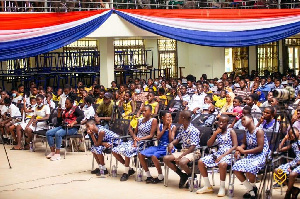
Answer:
[[131, 92, 159, 128], [119, 92, 135, 119]]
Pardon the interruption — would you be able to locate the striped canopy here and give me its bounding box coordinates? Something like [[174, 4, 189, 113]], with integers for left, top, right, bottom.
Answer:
[[1, 9, 300, 61]]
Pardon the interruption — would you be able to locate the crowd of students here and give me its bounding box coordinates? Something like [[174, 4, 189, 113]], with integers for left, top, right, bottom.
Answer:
[[1, 71, 300, 199]]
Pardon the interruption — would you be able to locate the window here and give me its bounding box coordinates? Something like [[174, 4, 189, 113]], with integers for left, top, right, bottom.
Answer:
[[114, 39, 145, 69], [285, 38, 300, 75], [225, 47, 249, 74], [157, 39, 178, 78], [257, 42, 279, 76]]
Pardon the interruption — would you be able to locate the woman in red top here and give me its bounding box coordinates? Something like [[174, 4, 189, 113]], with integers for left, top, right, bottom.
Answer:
[[46, 95, 84, 161]]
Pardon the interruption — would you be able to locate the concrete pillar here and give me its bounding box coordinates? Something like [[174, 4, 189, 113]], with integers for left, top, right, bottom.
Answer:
[[278, 40, 283, 74], [249, 46, 257, 73], [98, 38, 114, 88]]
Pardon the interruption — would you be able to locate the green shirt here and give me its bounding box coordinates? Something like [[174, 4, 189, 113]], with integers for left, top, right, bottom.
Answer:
[[96, 101, 113, 117]]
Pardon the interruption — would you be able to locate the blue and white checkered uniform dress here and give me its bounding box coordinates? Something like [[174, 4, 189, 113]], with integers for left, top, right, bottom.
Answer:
[[279, 140, 300, 175], [201, 128, 234, 167], [90, 127, 119, 155], [112, 118, 153, 157], [175, 124, 200, 149], [232, 128, 270, 174]]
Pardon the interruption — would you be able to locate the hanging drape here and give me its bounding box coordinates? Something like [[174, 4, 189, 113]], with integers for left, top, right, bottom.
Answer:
[[0, 10, 112, 61], [115, 9, 300, 47], [1, 9, 300, 61]]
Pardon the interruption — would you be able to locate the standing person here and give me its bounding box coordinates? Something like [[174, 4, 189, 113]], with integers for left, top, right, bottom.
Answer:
[[232, 115, 270, 199], [112, 105, 157, 181], [46, 95, 84, 161], [138, 111, 176, 184], [87, 120, 119, 176], [163, 110, 200, 188]]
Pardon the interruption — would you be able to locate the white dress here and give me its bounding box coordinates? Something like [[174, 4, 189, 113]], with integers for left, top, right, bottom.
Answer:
[[21, 105, 50, 131]]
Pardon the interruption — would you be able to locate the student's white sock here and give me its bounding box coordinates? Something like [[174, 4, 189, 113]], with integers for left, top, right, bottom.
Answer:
[[220, 180, 225, 188], [3, 135, 7, 138], [158, 174, 164, 180], [242, 180, 253, 192], [125, 167, 129, 173], [203, 177, 211, 187], [146, 171, 151, 177], [102, 165, 106, 170]]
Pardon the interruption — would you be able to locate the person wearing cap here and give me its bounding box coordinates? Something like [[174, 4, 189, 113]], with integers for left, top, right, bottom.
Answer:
[[95, 92, 113, 129]]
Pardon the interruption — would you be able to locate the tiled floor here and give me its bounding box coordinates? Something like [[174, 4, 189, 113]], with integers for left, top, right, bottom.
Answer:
[[0, 143, 294, 199]]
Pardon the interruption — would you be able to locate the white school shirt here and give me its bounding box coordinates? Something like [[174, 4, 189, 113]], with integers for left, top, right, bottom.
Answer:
[[174, 94, 191, 103], [12, 95, 23, 104], [188, 92, 207, 111], [58, 93, 67, 109], [0, 105, 8, 116], [82, 105, 95, 120], [8, 104, 21, 117]]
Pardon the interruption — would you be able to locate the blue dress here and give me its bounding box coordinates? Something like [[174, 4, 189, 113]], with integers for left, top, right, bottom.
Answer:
[[112, 118, 154, 157], [91, 126, 119, 155], [279, 140, 300, 175], [232, 128, 270, 174], [201, 128, 234, 167], [140, 123, 174, 158]]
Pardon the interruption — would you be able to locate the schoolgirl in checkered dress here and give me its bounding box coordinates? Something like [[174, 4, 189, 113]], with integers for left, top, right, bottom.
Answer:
[[279, 139, 300, 174], [232, 127, 270, 174], [112, 117, 154, 157], [201, 128, 235, 167], [90, 126, 119, 155]]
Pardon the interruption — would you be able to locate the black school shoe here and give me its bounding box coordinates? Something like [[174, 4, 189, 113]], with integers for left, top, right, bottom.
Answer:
[[96, 169, 108, 177], [151, 177, 164, 184], [145, 177, 153, 184], [120, 173, 129, 181], [91, 168, 100, 174], [128, 169, 135, 176], [243, 186, 258, 199], [179, 173, 189, 188]]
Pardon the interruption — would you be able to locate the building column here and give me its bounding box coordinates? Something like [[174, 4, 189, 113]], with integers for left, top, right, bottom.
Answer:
[[248, 46, 257, 73], [98, 37, 114, 88]]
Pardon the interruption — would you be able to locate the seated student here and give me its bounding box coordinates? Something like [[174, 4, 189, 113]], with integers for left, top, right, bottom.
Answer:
[[52, 88, 62, 102], [119, 91, 135, 119], [197, 115, 238, 196], [292, 107, 300, 132], [87, 120, 119, 176], [219, 92, 235, 114], [26, 86, 38, 105], [260, 91, 273, 107], [137, 92, 159, 118], [80, 96, 95, 125], [112, 105, 157, 181], [274, 128, 300, 199], [214, 90, 227, 109], [133, 84, 148, 103], [0, 98, 21, 144], [46, 92, 56, 110], [158, 88, 168, 106], [246, 94, 261, 113], [197, 95, 214, 114], [232, 114, 270, 199], [174, 85, 191, 107], [110, 81, 118, 91], [138, 111, 176, 184], [10, 97, 36, 150], [11, 88, 23, 105], [95, 89, 105, 105], [163, 110, 200, 188], [46, 95, 84, 161], [229, 106, 258, 130], [18, 84, 25, 97], [193, 104, 216, 127], [256, 106, 279, 132], [221, 96, 243, 117], [21, 95, 50, 149], [58, 85, 71, 109]]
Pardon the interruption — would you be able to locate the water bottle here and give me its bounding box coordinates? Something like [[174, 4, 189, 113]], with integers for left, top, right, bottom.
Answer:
[[188, 177, 193, 191], [228, 184, 234, 198], [137, 169, 143, 182], [111, 165, 117, 177], [193, 178, 199, 192], [100, 166, 105, 178], [29, 142, 33, 152]]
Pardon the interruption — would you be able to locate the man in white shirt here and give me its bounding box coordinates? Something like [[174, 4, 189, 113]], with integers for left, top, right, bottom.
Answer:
[[188, 84, 207, 112], [174, 85, 191, 108]]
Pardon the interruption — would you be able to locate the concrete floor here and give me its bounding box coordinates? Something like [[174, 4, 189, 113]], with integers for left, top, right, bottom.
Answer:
[[0, 142, 292, 199]]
